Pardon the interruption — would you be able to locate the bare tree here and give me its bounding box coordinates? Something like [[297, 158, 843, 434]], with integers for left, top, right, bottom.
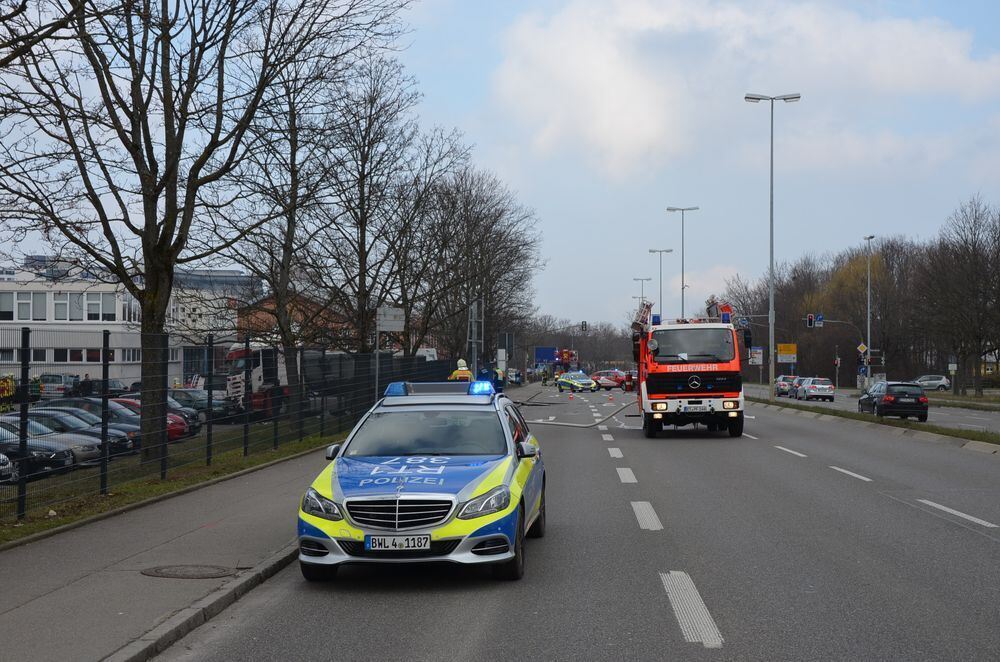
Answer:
[[0, 0, 85, 67]]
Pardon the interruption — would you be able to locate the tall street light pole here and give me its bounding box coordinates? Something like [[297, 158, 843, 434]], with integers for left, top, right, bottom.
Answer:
[[864, 234, 875, 381], [648, 249, 673, 320], [633, 277, 651, 303], [745, 92, 800, 401], [666, 207, 698, 317]]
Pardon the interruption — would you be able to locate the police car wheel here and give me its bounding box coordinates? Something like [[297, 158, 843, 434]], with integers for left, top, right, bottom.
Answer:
[[557, 385, 563, 392], [300, 561, 338, 582], [527, 485, 546, 539], [494, 506, 525, 580]]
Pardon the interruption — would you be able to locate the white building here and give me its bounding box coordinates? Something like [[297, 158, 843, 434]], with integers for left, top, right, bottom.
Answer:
[[0, 259, 256, 384]]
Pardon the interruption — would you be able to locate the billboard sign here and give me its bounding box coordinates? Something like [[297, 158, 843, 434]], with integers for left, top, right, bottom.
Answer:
[[534, 346, 558, 364]]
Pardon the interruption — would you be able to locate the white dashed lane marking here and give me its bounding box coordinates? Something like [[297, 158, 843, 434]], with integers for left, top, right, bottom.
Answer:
[[631, 501, 663, 530], [829, 466, 872, 482], [660, 571, 724, 649], [773, 445, 806, 457], [608, 447, 623, 458], [916, 499, 998, 528], [617, 468, 637, 483], [742, 433, 759, 440], [601, 434, 614, 441], [598, 425, 608, 431]]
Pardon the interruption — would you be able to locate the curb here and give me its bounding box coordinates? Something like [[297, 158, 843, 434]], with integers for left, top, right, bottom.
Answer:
[[0, 440, 336, 553], [103, 541, 299, 662], [748, 398, 997, 453]]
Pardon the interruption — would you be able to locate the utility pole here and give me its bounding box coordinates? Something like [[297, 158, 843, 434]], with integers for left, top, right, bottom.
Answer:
[[666, 207, 698, 317], [864, 234, 875, 385]]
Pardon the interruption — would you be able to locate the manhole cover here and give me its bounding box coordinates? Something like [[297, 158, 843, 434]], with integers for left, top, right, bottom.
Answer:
[[141, 565, 235, 579]]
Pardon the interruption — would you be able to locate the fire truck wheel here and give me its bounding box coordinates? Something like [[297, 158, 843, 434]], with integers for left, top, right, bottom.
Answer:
[[727, 414, 744, 437], [706, 422, 719, 432], [642, 414, 659, 438]]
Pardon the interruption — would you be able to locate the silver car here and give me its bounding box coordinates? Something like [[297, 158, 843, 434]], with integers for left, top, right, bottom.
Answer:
[[794, 377, 836, 402], [0, 452, 14, 483], [913, 375, 950, 391]]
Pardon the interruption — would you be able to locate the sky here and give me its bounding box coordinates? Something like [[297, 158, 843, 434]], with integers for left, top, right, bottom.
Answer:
[[395, 0, 1000, 326]]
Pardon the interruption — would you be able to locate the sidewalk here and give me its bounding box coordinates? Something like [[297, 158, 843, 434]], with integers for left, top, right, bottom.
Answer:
[[0, 449, 326, 662]]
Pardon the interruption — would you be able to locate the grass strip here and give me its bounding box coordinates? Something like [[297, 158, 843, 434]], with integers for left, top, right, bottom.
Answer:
[[746, 396, 1000, 447], [0, 428, 345, 546]]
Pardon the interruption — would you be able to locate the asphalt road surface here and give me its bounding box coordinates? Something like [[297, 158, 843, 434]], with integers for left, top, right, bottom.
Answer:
[[157, 387, 1000, 661], [745, 383, 1000, 434]]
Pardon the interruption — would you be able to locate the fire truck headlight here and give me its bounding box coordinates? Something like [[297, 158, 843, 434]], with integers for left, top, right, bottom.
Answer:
[[652, 403, 667, 411], [653, 413, 663, 419], [723, 401, 738, 410], [728, 411, 739, 418]]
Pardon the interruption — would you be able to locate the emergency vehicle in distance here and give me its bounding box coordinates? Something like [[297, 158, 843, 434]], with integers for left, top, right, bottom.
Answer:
[[632, 300, 751, 438], [225, 342, 339, 417]]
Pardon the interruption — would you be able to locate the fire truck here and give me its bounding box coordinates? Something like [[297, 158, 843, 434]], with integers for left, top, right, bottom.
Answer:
[[225, 343, 335, 417], [632, 301, 751, 438]]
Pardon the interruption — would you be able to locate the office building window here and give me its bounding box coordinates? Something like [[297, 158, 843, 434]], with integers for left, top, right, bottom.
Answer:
[[69, 349, 83, 362], [86, 348, 101, 362], [32, 292, 46, 320], [54, 292, 68, 320], [54, 349, 68, 362], [17, 292, 30, 320], [86, 293, 101, 320], [69, 293, 83, 321], [0, 348, 13, 362], [0, 292, 11, 320], [102, 293, 116, 321]]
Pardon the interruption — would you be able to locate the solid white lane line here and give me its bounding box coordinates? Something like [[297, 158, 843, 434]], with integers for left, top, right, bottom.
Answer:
[[617, 467, 637, 483], [660, 571, 724, 649], [598, 425, 608, 431], [608, 447, 623, 458], [828, 466, 872, 482], [742, 433, 759, 440], [631, 501, 663, 530], [917, 499, 999, 528], [773, 445, 806, 457], [966, 415, 989, 421], [601, 433, 614, 441]]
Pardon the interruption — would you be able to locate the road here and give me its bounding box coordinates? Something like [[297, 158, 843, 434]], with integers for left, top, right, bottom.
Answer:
[[745, 383, 1000, 434], [157, 386, 1000, 661]]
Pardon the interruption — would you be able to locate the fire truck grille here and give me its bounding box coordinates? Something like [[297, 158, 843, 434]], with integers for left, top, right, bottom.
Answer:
[[645, 372, 742, 395]]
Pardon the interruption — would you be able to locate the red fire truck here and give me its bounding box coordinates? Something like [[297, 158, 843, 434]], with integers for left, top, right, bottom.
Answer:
[[632, 301, 751, 438]]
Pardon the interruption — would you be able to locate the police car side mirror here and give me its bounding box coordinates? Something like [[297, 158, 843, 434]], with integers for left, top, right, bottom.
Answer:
[[325, 444, 341, 460], [516, 442, 537, 459]]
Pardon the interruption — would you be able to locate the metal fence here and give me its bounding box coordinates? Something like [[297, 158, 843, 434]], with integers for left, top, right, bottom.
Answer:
[[0, 325, 451, 521]]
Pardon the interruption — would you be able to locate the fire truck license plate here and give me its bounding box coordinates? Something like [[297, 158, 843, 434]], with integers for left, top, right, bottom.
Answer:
[[683, 405, 709, 412]]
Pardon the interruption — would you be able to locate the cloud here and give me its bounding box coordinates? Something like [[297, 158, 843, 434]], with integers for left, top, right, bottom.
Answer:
[[493, 0, 1000, 178]]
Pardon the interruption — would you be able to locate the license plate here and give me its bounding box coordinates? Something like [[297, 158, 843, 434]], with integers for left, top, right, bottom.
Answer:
[[897, 397, 914, 403], [365, 535, 431, 551], [683, 405, 709, 412]]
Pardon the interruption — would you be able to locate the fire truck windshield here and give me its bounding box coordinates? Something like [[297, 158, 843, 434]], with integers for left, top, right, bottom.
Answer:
[[650, 328, 735, 363]]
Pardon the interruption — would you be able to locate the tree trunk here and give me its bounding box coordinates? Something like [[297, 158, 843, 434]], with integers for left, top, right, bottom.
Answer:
[[138, 273, 172, 464]]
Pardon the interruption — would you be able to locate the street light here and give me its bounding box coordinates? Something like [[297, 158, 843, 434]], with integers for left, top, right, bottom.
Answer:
[[863, 234, 875, 381], [633, 277, 651, 303], [745, 91, 800, 400], [666, 207, 698, 317], [648, 249, 674, 320]]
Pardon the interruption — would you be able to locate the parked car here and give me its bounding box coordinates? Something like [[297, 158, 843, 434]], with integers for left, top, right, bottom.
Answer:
[[0, 416, 101, 465], [43, 397, 142, 428], [38, 373, 80, 399], [793, 377, 835, 402], [119, 393, 201, 434], [591, 369, 627, 390], [77, 378, 129, 397], [913, 375, 951, 392], [0, 451, 14, 483], [0, 426, 76, 479], [26, 409, 134, 455], [505, 370, 523, 386], [774, 375, 798, 397], [36, 406, 142, 451], [168, 388, 234, 420], [858, 381, 929, 421], [112, 398, 190, 441]]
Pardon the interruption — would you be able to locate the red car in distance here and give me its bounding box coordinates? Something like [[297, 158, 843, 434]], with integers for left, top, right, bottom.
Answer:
[[112, 398, 189, 441], [591, 369, 627, 391]]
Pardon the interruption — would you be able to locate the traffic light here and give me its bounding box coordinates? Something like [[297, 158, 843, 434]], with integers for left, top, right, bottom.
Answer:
[[857, 354, 864, 366], [806, 313, 815, 328], [581, 320, 588, 332]]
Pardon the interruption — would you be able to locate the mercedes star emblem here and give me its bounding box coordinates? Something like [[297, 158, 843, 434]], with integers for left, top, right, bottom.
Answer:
[[687, 375, 702, 389]]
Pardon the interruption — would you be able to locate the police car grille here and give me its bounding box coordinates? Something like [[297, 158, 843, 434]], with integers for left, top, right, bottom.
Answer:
[[346, 499, 453, 530], [337, 539, 461, 558]]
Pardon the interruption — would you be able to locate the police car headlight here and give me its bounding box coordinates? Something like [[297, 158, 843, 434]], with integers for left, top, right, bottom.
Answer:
[[457, 485, 510, 519], [302, 487, 343, 521]]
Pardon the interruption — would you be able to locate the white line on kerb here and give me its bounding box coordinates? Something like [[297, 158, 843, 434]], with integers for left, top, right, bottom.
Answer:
[[828, 466, 872, 482], [631, 501, 662, 530], [742, 433, 759, 440], [773, 445, 806, 457], [617, 467, 637, 483], [660, 571, 724, 649], [547, 416, 555, 421], [917, 499, 999, 528], [608, 447, 623, 458], [598, 425, 608, 431], [601, 433, 614, 441]]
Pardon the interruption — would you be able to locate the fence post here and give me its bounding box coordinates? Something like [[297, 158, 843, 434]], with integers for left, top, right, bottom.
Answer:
[[160, 332, 169, 480], [100, 330, 110, 496], [272, 375, 279, 450], [16, 326, 29, 520], [319, 348, 326, 438], [298, 347, 305, 443], [243, 335, 250, 457], [206, 334, 214, 466]]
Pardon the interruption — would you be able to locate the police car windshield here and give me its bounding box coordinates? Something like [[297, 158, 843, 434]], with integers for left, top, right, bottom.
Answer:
[[651, 328, 734, 363], [345, 411, 507, 457]]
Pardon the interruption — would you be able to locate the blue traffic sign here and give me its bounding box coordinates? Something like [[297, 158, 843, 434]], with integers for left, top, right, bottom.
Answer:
[[738, 317, 750, 328]]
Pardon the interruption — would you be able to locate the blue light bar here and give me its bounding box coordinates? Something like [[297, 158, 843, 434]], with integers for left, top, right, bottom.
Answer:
[[468, 381, 496, 396], [383, 382, 407, 397]]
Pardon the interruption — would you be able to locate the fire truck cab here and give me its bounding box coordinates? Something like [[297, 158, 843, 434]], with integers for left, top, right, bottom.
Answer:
[[633, 305, 749, 438]]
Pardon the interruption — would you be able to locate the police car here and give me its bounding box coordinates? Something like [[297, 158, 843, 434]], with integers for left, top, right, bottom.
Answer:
[[297, 381, 545, 581]]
